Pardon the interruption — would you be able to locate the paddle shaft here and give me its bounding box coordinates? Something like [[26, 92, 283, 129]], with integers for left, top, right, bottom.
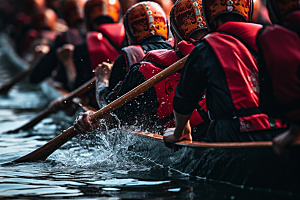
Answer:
[[0, 68, 32, 94], [6, 77, 96, 133], [12, 56, 188, 163]]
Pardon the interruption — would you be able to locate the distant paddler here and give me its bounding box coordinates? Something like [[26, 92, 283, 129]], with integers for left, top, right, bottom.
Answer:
[[0, 6, 59, 94], [52, 0, 125, 94], [29, 0, 87, 91]]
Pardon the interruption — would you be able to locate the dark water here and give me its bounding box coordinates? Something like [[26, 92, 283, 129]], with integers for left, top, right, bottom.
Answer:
[[0, 37, 298, 199]]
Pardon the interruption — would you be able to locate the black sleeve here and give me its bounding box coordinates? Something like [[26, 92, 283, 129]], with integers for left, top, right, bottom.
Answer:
[[98, 54, 127, 100], [108, 55, 127, 90], [173, 43, 207, 115], [114, 65, 158, 125], [72, 42, 93, 89], [29, 35, 63, 83]]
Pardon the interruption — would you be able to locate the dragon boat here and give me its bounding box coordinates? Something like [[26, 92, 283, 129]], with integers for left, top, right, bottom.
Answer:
[[0, 33, 300, 196]]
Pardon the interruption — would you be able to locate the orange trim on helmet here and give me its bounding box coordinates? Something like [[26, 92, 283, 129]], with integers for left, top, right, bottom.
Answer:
[[124, 1, 169, 44], [63, 0, 87, 27], [85, 0, 120, 25], [171, 0, 207, 40], [32, 8, 58, 30], [203, 0, 253, 27]]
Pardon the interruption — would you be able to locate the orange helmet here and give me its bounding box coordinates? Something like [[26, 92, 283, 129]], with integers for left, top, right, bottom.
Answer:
[[203, 0, 253, 30], [124, 1, 169, 44], [170, 0, 207, 41], [32, 8, 58, 30], [23, 0, 46, 15], [120, 0, 174, 16], [62, 0, 87, 27], [85, 0, 120, 30], [267, 0, 300, 24]]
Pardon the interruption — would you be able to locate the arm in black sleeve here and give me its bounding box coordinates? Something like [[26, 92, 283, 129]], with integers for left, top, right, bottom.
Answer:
[[108, 55, 127, 91], [114, 65, 157, 125], [29, 35, 63, 83], [98, 54, 127, 100], [72, 42, 93, 89], [173, 44, 207, 115]]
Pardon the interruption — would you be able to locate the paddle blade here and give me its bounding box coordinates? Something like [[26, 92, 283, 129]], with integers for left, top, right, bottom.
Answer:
[[4, 109, 51, 134], [11, 126, 78, 163], [0, 68, 31, 94]]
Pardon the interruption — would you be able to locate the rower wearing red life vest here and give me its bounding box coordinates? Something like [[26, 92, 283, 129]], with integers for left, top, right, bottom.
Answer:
[[47, 0, 125, 115], [71, 0, 210, 138], [163, 0, 286, 147], [110, 0, 210, 139], [98, 1, 172, 104], [29, 0, 87, 90], [14, 0, 46, 31], [15, 0, 47, 54], [68, 0, 126, 91], [20, 8, 58, 63], [256, 0, 300, 155]]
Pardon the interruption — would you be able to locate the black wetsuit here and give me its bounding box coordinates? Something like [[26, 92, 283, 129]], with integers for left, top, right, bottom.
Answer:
[[98, 35, 172, 101]]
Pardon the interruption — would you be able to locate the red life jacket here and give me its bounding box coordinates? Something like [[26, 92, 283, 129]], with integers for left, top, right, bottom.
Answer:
[[138, 40, 209, 128], [203, 22, 285, 132], [121, 45, 146, 73], [87, 23, 125, 75], [257, 11, 300, 123]]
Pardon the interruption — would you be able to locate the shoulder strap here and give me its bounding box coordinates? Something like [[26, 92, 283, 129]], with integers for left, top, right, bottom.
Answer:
[[219, 32, 258, 60]]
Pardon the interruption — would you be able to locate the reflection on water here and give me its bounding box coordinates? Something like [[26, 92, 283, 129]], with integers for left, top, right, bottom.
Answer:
[[0, 39, 299, 199]]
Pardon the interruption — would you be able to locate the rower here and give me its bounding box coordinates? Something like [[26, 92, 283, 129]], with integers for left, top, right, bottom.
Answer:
[[98, 1, 172, 105], [15, 0, 47, 55], [47, 0, 125, 115], [66, 0, 125, 91], [110, 0, 210, 139], [29, 0, 87, 90], [163, 0, 287, 146], [72, 0, 210, 139], [21, 8, 58, 63], [256, 0, 300, 155]]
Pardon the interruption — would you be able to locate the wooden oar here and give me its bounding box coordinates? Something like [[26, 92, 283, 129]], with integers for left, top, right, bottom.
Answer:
[[5, 77, 96, 134], [0, 67, 32, 94], [10, 55, 189, 163]]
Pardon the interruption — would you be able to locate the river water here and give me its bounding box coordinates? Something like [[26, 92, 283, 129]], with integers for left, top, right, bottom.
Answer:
[[0, 37, 298, 199]]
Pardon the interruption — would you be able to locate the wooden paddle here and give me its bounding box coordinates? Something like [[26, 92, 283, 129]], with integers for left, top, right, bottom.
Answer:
[[0, 67, 32, 94], [10, 55, 189, 163], [5, 77, 96, 134]]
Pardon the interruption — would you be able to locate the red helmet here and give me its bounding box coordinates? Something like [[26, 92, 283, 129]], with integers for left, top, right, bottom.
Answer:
[[32, 8, 58, 30], [124, 1, 169, 44], [62, 0, 87, 27], [85, 0, 120, 29], [23, 0, 46, 15], [170, 0, 207, 41], [267, 0, 300, 24], [203, 0, 253, 30]]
